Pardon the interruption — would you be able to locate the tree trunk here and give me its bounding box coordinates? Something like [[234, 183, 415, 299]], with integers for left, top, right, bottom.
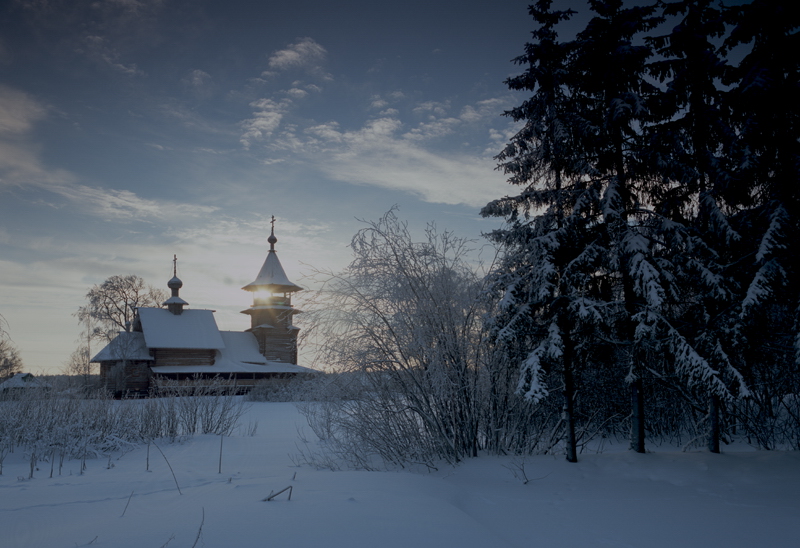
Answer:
[[708, 394, 720, 454], [563, 362, 578, 463], [630, 378, 646, 453], [561, 318, 578, 463]]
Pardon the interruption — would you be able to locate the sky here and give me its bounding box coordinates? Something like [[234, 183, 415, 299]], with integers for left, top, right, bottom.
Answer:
[[0, 0, 544, 373], [0, 0, 577, 373]]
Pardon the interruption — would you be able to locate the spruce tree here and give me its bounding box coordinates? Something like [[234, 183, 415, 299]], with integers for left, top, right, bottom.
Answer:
[[484, 0, 670, 458], [485, 0, 760, 455], [483, 0, 606, 462], [720, 0, 800, 446], [645, 0, 748, 453]]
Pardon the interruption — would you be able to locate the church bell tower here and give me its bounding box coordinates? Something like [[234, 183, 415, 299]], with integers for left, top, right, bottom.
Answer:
[[241, 217, 302, 363]]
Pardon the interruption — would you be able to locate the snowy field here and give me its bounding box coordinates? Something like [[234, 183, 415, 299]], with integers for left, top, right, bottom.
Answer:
[[1, 401, 798, 548]]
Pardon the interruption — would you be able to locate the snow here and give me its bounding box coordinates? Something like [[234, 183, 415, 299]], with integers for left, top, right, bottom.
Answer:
[[242, 250, 303, 294], [1, 402, 798, 548], [90, 332, 153, 362], [217, 331, 267, 364], [0, 373, 49, 390], [138, 308, 226, 350]]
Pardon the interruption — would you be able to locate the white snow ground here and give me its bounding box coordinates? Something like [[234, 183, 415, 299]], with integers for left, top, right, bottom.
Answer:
[[1, 402, 798, 548]]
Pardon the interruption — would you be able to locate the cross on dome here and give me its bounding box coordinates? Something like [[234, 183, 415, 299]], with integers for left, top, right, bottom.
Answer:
[[242, 217, 302, 294], [164, 254, 188, 314]]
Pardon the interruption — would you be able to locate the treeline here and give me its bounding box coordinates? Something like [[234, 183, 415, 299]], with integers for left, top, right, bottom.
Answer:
[[301, 0, 798, 469]]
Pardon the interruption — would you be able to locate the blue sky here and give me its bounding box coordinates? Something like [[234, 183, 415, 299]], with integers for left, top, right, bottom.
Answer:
[[1, 0, 574, 372]]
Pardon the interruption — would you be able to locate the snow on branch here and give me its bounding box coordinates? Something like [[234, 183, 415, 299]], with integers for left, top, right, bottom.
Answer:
[[628, 251, 665, 308], [668, 327, 731, 399], [700, 193, 741, 245], [634, 310, 732, 399], [740, 259, 786, 319], [517, 322, 563, 403], [568, 297, 606, 325], [755, 204, 788, 264]]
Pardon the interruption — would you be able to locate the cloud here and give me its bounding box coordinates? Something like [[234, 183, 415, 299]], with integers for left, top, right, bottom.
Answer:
[[286, 88, 308, 99], [459, 98, 507, 123], [80, 35, 143, 75], [0, 86, 217, 223], [239, 40, 335, 149], [403, 117, 461, 141], [0, 86, 65, 190], [159, 102, 233, 136], [183, 69, 211, 87], [370, 98, 388, 110], [240, 98, 291, 149], [0, 85, 47, 134], [181, 69, 216, 100], [239, 80, 324, 149], [235, 84, 516, 206], [413, 101, 451, 117], [49, 183, 218, 222], [302, 116, 508, 207], [267, 38, 327, 72], [368, 91, 408, 112], [306, 121, 344, 144], [239, 92, 521, 207]]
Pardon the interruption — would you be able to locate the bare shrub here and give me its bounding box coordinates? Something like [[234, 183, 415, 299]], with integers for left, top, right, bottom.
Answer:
[[295, 211, 540, 470], [155, 376, 249, 436], [0, 375, 249, 475], [246, 373, 333, 402]]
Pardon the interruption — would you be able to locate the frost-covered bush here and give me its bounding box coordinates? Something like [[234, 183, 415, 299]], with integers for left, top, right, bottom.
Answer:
[[295, 211, 545, 470], [150, 377, 250, 436], [0, 387, 136, 477], [245, 372, 348, 403], [0, 377, 248, 477]]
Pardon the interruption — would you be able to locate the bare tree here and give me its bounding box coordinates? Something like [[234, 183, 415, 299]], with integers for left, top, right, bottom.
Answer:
[[0, 338, 23, 381], [77, 274, 167, 344], [64, 344, 96, 390], [0, 315, 23, 381]]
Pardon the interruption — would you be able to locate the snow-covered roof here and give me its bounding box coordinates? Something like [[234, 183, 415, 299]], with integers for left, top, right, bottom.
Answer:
[[91, 331, 153, 362], [218, 331, 267, 365], [242, 250, 302, 294], [138, 308, 225, 350], [0, 372, 49, 390]]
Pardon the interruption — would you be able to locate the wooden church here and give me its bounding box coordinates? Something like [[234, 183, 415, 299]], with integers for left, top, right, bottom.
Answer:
[[92, 222, 314, 394]]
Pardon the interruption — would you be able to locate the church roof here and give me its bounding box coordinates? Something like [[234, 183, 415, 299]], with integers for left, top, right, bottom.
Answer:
[[91, 331, 153, 362], [217, 331, 267, 364], [242, 223, 302, 294], [137, 308, 226, 350]]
